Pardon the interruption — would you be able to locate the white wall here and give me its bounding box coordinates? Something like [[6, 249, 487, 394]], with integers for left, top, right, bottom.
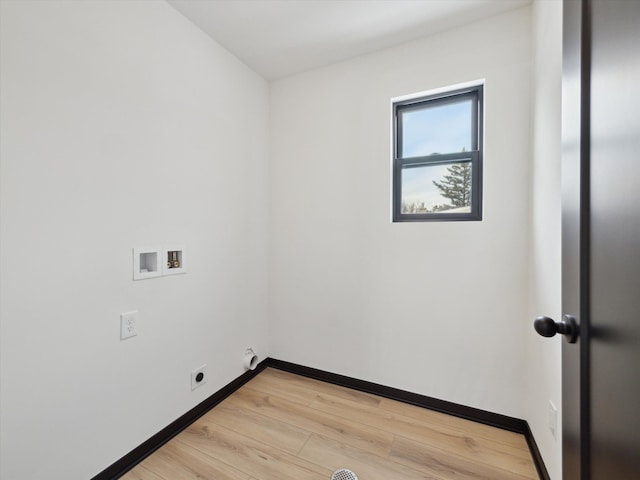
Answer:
[[527, 1, 563, 478], [0, 1, 269, 479], [269, 7, 532, 419]]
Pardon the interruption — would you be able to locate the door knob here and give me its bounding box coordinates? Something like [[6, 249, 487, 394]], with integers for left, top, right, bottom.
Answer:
[[534, 315, 579, 343]]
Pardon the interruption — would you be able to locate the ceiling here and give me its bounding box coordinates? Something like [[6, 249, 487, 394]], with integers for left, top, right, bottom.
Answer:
[[167, 0, 532, 81]]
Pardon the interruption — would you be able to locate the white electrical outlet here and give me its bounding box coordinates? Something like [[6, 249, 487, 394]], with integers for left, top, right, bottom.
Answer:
[[191, 364, 207, 390], [120, 310, 138, 340], [549, 400, 558, 438]]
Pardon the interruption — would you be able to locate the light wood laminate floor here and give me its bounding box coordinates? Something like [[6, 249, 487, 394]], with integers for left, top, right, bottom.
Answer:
[[121, 368, 538, 480]]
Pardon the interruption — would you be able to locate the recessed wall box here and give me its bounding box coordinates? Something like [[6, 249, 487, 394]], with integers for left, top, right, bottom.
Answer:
[[163, 245, 186, 276], [133, 246, 162, 280]]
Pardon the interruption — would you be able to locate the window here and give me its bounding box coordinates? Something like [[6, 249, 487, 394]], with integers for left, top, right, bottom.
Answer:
[[392, 84, 483, 222]]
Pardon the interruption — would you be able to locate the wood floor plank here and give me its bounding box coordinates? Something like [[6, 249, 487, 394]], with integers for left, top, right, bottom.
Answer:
[[243, 369, 319, 406], [299, 433, 440, 480], [202, 398, 311, 455], [119, 465, 165, 480], [379, 396, 529, 450], [233, 385, 394, 457], [260, 368, 382, 407], [310, 391, 534, 472], [177, 417, 332, 480], [137, 440, 250, 480], [390, 435, 538, 480]]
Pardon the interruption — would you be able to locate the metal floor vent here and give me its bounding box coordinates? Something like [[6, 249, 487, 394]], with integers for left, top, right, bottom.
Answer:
[[331, 469, 358, 480]]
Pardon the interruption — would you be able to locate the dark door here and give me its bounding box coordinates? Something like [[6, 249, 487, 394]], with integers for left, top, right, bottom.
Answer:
[[560, 1, 588, 478], [556, 1, 640, 479], [589, 0, 640, 478]]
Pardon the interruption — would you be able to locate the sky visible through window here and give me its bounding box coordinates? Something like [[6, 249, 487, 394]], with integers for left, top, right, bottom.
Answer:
[[400, 99, 472, 211]]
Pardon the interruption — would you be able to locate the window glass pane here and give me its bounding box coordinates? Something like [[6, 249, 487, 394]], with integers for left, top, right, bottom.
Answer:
[[401, 161, 472, 214], [400, 99, 472, 158]]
